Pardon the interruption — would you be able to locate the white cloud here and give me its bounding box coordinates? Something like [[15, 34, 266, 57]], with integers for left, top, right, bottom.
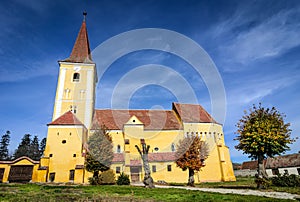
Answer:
[[209, 6, 300, 70], [0, 60, 57, 83]]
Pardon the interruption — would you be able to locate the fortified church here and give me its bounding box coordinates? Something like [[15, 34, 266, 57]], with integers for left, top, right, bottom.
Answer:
[[0, 14, 235, 183]]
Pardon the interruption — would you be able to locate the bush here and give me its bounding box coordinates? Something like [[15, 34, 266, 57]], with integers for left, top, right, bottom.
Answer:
[[88, 176, 99, 185], [271, 174, 300, 187], [99, 169, 116, 185], [254, 177, 271, 188], [116, 172, 130, 185]]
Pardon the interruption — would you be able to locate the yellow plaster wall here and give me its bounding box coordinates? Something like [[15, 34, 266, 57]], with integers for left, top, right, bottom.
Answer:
[[0, 164, 10, 183], [43, 126, 87, 183], [53, 63, 96, 125]]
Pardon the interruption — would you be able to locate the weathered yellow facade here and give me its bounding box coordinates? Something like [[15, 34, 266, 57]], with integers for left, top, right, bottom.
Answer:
[[0, 15, 236, 184]]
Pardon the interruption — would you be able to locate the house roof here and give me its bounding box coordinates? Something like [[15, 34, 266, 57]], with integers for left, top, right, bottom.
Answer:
[[92, 109, 182, 130], [111, 152, 176, 164], [61, 16, 93, 64], [92, 103, 217, 130], [172, 103, 217, 123], [112, 153, 124, 163], [241, 160, 259, 170], [48, 111, 84, 126], [0, 156, 39, 164], [148, 152, 177, 162], [265, 153, 300, 169]]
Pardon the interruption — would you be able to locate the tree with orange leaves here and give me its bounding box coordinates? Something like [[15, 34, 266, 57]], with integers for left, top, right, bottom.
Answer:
[[175, 135, 209, 186]]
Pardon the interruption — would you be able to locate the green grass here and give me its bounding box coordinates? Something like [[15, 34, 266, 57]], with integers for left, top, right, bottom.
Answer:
[[0, 182, 296, 202]]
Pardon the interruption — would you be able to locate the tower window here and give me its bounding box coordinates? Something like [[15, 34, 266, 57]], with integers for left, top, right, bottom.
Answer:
[[117, 145, 121, 153], [70, 105, 77, 114], [73, 73, 80, 82], [171, 143, 175, 152], [167, 165, 172, 172]]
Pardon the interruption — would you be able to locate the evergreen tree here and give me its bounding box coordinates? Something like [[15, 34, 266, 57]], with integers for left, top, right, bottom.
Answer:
[[175, 135, 209, 186], [31, 136, 40, 160], [14, 134, 31, 159], [235, 103, 294, 188], [0, 131, 11, 160], [39, 137, 46, 157], [85, 125, 113, 183]]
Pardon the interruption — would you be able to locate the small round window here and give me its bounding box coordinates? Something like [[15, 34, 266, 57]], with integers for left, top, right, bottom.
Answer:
[[62, 140, 66, 144], [154, 147, 159, 151]]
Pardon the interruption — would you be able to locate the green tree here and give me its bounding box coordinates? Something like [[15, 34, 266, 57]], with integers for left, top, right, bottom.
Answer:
[[30, 136, 40, 160], [0, 131, 11, 160], [14, 134, 32, 159], [235, 103, 294, 188], [85, 125, 113, 184], [175, 135, 209, 186], [39, 137, 46, 157]]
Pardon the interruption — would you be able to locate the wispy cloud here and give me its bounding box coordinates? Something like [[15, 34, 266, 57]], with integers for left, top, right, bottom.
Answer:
[[0, 60, 57, 83], [209, 5, 300, 71], [227, 72, 298, 106]]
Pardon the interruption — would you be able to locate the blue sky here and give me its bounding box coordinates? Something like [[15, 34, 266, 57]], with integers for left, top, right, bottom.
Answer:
[[0, 0, 299, 163]]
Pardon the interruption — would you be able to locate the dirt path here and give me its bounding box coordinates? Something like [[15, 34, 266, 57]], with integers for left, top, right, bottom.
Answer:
[[132, 183, 300, 200]]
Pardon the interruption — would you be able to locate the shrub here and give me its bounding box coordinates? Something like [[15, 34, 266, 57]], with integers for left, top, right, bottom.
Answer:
[[116, 172, 130, 185], [254, 177, 271, 188], [99, 169, 116, 185], [271, 174, 300, 187], [88, 176, 100, 185]]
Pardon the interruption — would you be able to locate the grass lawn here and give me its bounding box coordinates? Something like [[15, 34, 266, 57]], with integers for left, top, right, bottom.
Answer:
[[0, 182, 296, 202]]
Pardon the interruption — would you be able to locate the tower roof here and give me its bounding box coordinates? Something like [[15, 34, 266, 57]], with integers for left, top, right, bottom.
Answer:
[[48, 111, 84, 126], [62, 13, 93, 64]]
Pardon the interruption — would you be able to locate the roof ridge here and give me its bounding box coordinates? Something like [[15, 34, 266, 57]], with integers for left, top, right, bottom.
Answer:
[[48, 111, 85, 126]]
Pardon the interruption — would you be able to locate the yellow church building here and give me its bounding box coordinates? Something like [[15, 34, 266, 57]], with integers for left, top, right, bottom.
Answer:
[[0, 15, 235, 184]]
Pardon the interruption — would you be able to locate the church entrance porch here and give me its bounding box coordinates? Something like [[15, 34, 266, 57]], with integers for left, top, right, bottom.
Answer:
[[130, 166, 141, 182]]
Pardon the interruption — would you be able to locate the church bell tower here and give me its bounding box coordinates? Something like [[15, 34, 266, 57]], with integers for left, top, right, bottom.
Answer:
[[52, 12, 97, 129]]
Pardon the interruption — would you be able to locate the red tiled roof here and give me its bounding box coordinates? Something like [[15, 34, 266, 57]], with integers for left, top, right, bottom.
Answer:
[[112, 153, 124, 162], [92, 109, 182, 130], [241, 160, 258, 170], [62, 19, 93, 63], [0, 156, 39, 164], [130, 159, 142, 166], [265, 153, 300, 169], [148, 152, 176, 162], [111, 152, 176, 164], [172, 103, 217, 123], [48, 111, 84, 126]]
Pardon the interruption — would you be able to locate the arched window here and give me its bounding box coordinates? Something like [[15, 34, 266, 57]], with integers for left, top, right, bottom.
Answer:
[[73, 73, 80, 82], [117, 145, 121, 153], [171, 143, 175, 152]]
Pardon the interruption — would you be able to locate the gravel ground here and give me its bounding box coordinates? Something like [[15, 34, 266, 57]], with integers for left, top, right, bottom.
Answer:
[[132, 183, 300, 200]]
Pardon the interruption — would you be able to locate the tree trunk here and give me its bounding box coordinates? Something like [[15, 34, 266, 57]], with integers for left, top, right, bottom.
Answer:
[[256, 154, 268, 189], [136, 143, 155, 188], [93, 170, 99, 178], [187, 168, 195, 187]]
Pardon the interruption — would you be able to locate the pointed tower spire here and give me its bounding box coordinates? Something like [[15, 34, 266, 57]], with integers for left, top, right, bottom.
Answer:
[[62, 12, 93, 63]]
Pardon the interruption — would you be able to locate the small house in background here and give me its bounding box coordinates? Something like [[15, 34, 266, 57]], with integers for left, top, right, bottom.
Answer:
[[234, 160, 260, 177], [265, 153, 300, 177], [234, 153, 300, 177]]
